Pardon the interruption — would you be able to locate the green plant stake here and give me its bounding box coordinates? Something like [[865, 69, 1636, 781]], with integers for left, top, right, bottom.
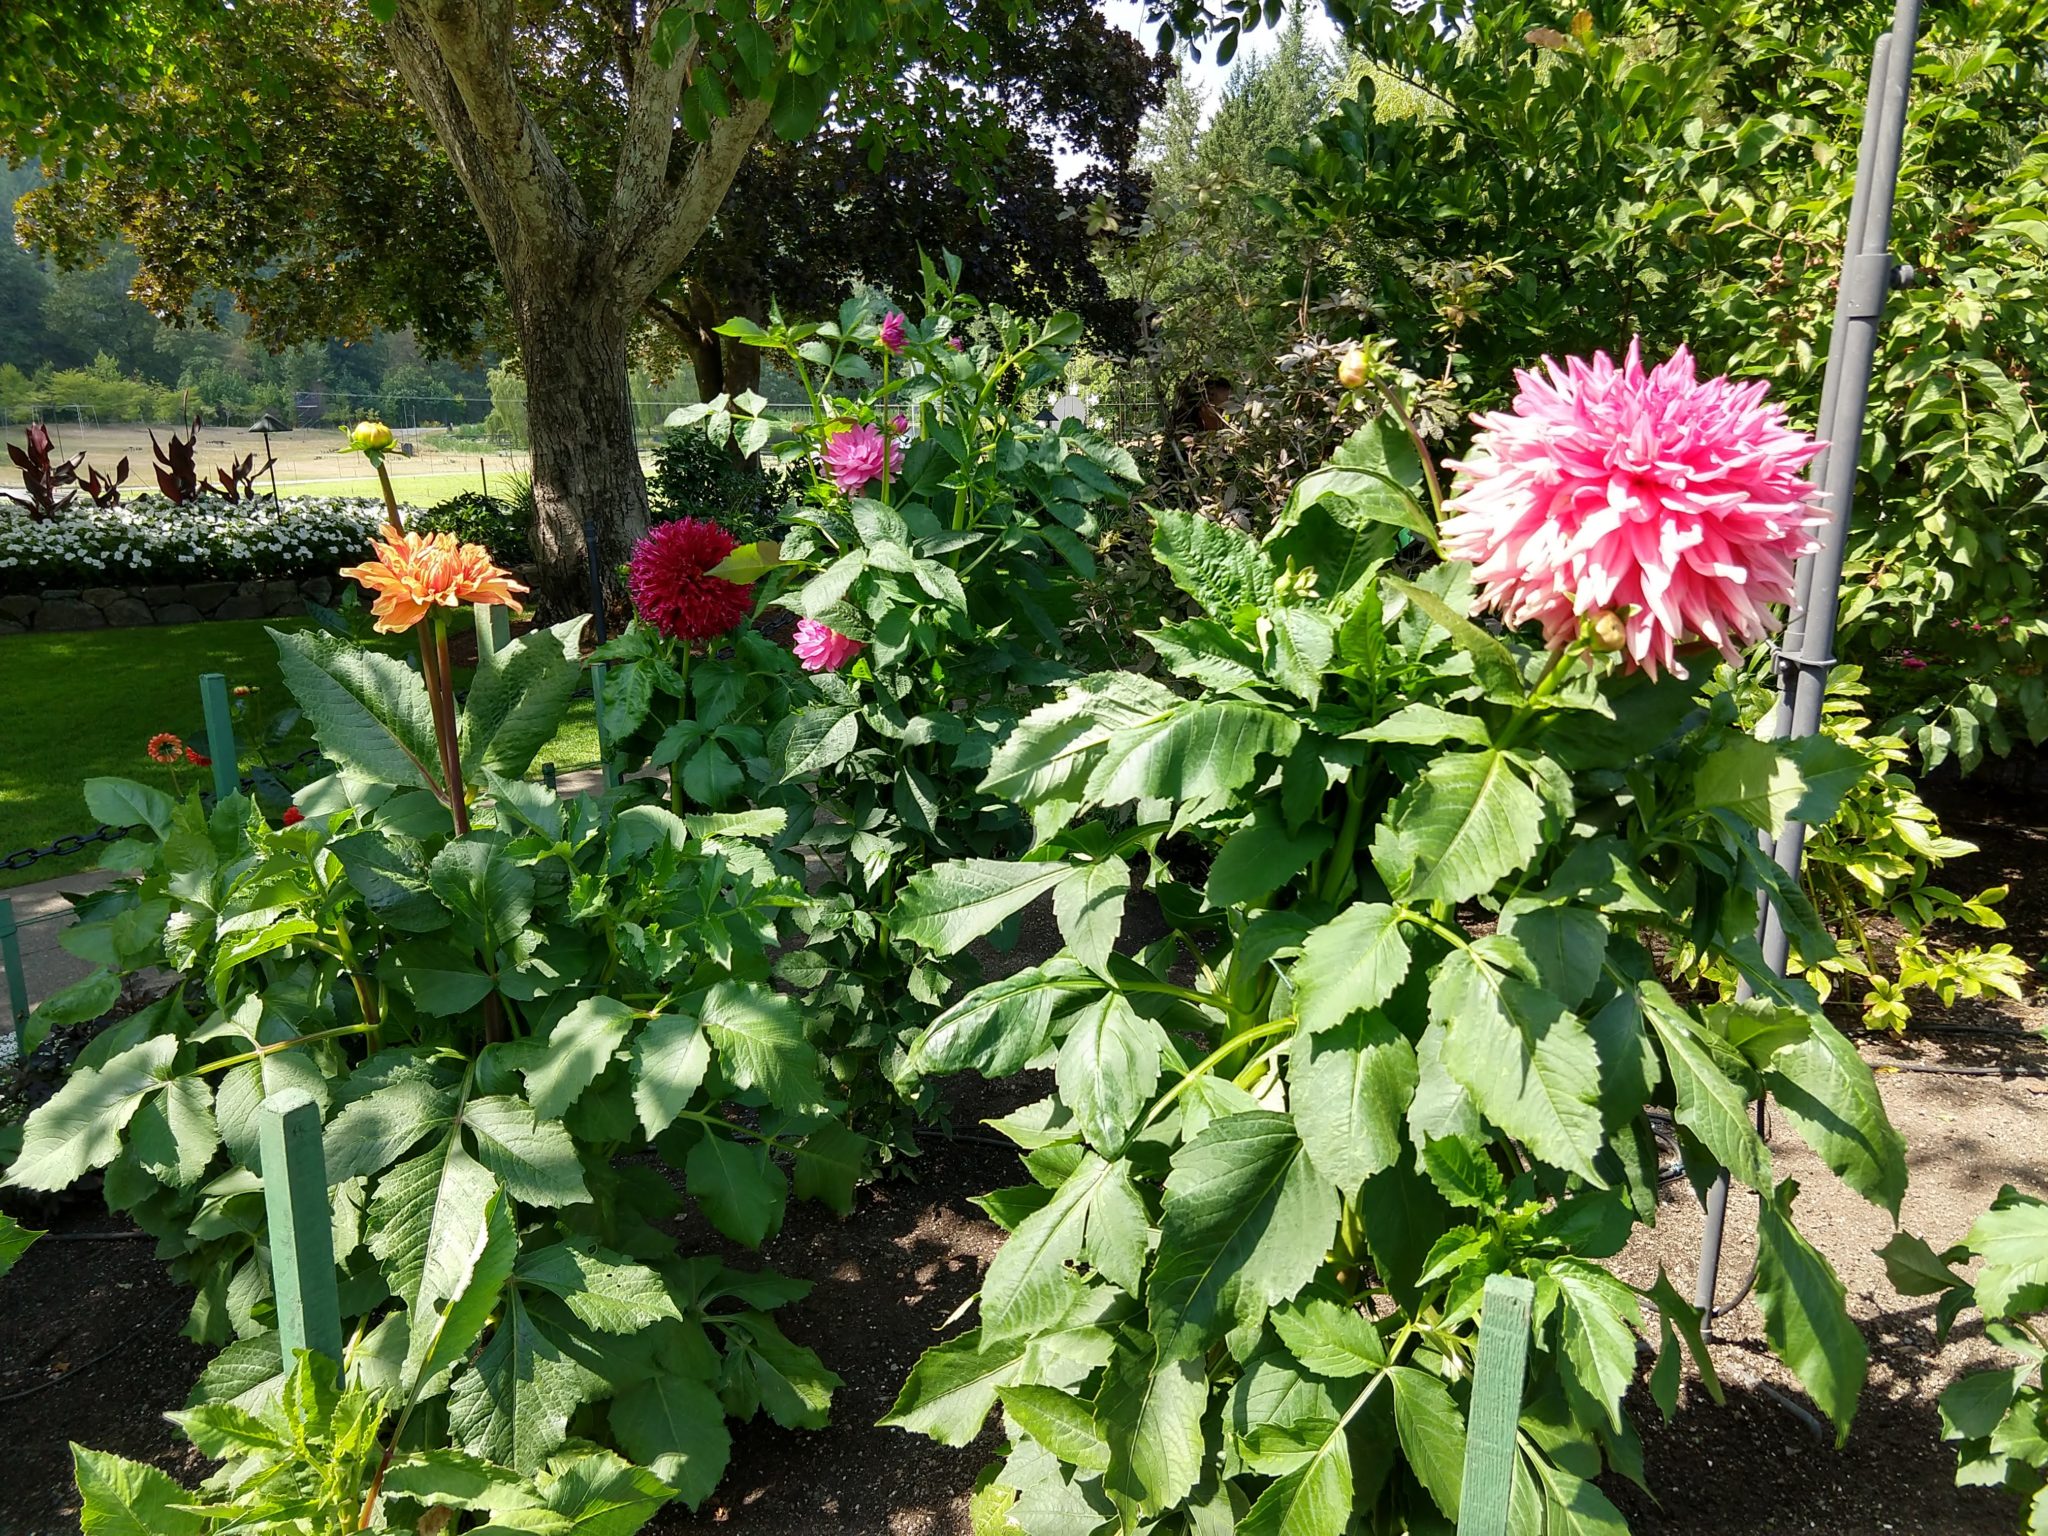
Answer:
[[1458, 1274, 1536, 1536], [474, 600, 511, 664], [590, 660, 618, 788], [258, 1087, 342, 1364], [0, 897, 27, 1052], [198, 672, 239, 802]]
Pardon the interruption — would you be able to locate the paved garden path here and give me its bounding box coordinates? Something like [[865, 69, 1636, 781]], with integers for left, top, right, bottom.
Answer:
[[1, 866, 116, 1062]]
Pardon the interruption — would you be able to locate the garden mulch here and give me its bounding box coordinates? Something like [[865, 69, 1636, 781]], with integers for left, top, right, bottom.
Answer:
[[0, 786, 2043, 1534]]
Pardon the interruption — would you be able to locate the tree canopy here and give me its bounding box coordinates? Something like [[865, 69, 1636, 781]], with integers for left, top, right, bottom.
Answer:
[[2, 0, 1172, 605]]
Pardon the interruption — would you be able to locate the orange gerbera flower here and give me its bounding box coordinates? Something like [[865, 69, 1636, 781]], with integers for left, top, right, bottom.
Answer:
[[339, 524, 529, 634]]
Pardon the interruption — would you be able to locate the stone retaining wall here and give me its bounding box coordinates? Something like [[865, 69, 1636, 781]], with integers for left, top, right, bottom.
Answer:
[[0, 575, 337, 634]]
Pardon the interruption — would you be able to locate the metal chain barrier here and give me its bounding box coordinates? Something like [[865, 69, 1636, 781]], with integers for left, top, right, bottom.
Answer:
[[0, 745, 327, 874]]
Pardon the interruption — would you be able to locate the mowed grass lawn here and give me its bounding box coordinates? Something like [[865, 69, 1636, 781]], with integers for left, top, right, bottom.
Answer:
[[273, 471, 503, 505], [0, 619, 601, 890]]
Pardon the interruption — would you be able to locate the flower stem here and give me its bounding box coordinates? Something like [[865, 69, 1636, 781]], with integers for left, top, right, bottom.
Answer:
[[372, 458, 403, 531], [670, 644, 692, 814], [1495, 643, 1578, 751], [426, 614, 469, 835], [880, 350, 893, 508]]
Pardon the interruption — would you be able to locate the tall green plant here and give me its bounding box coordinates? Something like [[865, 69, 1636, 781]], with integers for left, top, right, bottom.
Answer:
[[881, 414, 1905, 1531], [1885, 1189, 2048, 1532], [606, 264, 1146, 1147], [6, 602, 850, 1515]]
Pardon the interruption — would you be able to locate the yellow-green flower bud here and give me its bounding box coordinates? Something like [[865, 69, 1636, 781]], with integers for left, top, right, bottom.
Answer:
[[1336, 350, 1369, 390], [350, 420, 395, 453], [1590, 609, 1627, 651]]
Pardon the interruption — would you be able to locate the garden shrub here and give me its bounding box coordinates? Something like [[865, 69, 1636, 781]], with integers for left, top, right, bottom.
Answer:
[[880, 388, 1907, 1529], [0, 492, 385, 592], [415, 486, 534, 564], [598, 263, 1143, 1151], [6, 549, 851, 1514], [647, 422, 781, 544]]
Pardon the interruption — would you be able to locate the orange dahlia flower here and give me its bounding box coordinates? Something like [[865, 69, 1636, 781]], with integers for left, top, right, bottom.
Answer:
[[339, 524, 528, 634]]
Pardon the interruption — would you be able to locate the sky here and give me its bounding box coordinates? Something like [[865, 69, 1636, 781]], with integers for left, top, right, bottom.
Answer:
[[1097, 0, 1346, 113]]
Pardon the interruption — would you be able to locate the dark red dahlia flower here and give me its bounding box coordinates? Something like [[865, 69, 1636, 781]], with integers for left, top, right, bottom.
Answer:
[[628, 518, 755, 641]]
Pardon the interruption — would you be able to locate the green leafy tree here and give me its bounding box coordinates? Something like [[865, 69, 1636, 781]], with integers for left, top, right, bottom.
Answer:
[[3, 0, 1162, 612], [650, 0, 1172, 398], [1110, 6, 1344, 394]]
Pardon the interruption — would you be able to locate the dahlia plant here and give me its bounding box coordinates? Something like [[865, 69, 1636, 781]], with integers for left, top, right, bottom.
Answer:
[[593, 516, 794, 817], [881, 357, 1906, 1532], [629, 259, 1144, 1148], [8, 536, 853, 1517]]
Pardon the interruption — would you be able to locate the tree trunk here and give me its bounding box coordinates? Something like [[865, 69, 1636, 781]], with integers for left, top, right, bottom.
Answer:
[[514, 283, 646, 622]]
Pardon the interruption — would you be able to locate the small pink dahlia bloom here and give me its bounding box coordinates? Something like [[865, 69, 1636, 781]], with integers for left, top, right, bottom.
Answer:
[[629, 517, 754, 640], [1440, 339, 1823, 678], [821, 424, 901, 495], [793, 618, 864, 672], [879, 310, 908, 352]]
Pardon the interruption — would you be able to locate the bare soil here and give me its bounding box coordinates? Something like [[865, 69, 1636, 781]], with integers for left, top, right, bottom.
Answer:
[[0, 784, 2042, 1535]]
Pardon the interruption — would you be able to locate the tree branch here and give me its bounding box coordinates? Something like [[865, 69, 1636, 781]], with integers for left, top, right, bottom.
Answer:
[[605, 0, 699, 282], [388, 0, 591, 279], [614, 90, 776, 301]]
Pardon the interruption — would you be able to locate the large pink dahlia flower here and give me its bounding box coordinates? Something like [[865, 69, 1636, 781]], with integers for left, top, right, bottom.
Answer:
[[820, 424, 902, 496], [628, 517, 754, 640], [792, 618, 864, 672], [1440, 339, 1824, 678]]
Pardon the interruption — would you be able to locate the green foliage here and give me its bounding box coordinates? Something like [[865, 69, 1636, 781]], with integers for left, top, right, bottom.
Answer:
[[1690, 667, 2029, 1031], [609, 263, 1145, 1151], [883, 415, 1906, 1528], [0, 1212, 41, 1277], [72, 1349, 670, 1535], [8, 606, 851, 1510], [1883, 1188, 2048, 1530], [647, 423, 780, 544], [415, 490, 532, 566], [1267, 0, 2048, 769], [1106, 8, 1344, 392]]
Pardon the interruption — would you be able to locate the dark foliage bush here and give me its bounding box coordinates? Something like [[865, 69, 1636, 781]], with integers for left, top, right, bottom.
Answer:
[[415, 487, 532, 564], [648, 423, 782, 543]]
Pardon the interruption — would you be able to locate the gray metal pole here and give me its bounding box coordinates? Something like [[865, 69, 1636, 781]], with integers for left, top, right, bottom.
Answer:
[[1696, 0, 1922, 1328]]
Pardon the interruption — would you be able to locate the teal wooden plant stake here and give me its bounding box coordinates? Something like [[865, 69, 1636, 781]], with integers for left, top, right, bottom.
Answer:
[[258, 1087, 343, 1363], [198, 672, 240, 803], [474, 600, 511, 664], [0, 897, 27, 1053], [591, 661, 619, 789], [1456, 1274, 1536, 1536]]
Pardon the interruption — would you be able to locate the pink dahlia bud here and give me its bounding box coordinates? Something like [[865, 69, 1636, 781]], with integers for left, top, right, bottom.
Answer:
[[628, 518, 755, 640], [879, 310, 908, 353], [820, 424, 902, 495], [1441, 339, 1823, 679], [793, 618, 864, 672]]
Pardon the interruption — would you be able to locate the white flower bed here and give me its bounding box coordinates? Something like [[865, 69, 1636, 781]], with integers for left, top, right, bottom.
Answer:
[[0, 494, 386, 592]]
